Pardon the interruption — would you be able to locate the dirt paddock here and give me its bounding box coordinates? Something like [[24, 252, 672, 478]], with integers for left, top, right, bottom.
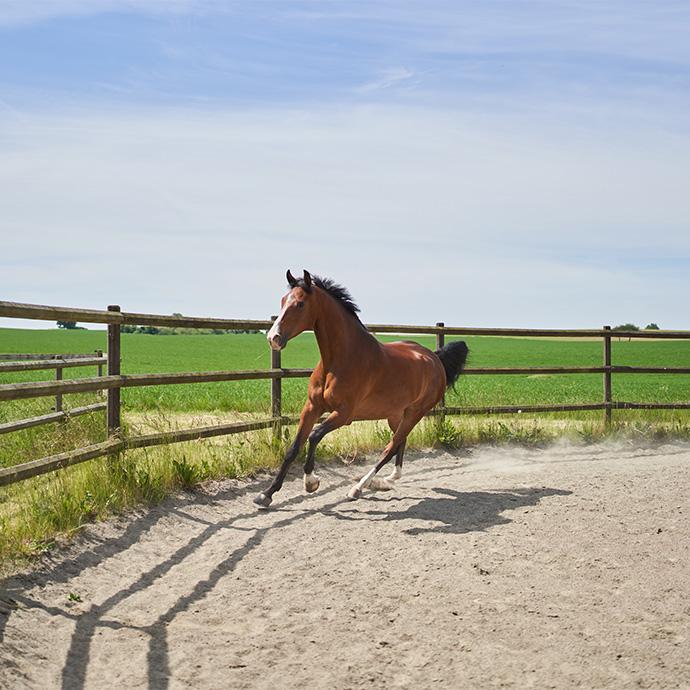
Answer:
[[1, 440, 689, 689]]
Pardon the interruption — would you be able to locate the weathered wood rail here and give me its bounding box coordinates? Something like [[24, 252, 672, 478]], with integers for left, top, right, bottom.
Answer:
[[0, 351, 107, 435], [1, 299, 688, 487]]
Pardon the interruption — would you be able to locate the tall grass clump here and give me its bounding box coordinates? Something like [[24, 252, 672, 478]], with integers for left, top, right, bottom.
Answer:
[[0, 425, 282, 571], [2, 409, 690, 571]]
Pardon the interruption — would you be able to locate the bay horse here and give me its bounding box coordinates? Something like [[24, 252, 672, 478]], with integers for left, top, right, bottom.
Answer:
[[253, 270, 468, 509]]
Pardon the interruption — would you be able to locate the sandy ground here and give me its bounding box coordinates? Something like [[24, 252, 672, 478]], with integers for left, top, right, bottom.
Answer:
[[1, 440, 689, 690]]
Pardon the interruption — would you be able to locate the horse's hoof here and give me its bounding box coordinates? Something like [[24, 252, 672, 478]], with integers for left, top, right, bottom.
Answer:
[[347, 486, 362, 501], [253, 492, 272, 510], [304, 474, 320, 493]]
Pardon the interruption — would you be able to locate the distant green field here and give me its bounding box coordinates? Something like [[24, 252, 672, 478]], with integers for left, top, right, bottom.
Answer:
[[1, 327, 689, 419]]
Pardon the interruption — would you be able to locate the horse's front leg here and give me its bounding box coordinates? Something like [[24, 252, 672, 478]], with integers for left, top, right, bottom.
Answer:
[[253, 403, 320, 509], [303, 409, 350, 493]]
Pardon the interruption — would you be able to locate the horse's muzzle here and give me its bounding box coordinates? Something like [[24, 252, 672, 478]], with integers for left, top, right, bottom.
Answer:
[[268, 333, 285, 351]]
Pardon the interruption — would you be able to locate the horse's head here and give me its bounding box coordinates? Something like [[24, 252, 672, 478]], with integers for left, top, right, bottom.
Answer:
[[267, 269, 318, 351]]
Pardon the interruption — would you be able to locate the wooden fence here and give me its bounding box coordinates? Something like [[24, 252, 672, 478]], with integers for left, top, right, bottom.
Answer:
[[1, 299, 688, 488], [0, 352, 107, 435]]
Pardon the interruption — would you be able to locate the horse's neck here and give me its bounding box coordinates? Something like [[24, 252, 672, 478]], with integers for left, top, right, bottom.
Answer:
[[314, 293, 375, 372]]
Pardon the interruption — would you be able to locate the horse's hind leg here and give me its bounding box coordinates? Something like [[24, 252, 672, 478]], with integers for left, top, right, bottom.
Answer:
[[303, 410, 349, 493], [369, 415, 400, 484], [348, 409, 423, 500], [350, 443, 399, 497], [380, 415, 403, 484], [387, 440, 406, 482], [368, 441, 405, 491], [367, 416, 402, 491]]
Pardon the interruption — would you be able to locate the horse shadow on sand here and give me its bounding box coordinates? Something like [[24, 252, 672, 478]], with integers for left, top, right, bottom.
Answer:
[[331, 486, 572, 536]]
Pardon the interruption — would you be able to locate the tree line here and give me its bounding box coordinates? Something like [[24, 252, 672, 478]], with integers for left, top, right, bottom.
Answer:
[[612, 323, 659, 331], [56, 320, 662, 333], [56, 318, 260, 335]]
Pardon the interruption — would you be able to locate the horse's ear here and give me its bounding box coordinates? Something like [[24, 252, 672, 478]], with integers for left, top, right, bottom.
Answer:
[[303, 270, 312, 290], [286, 270, 298, 288]]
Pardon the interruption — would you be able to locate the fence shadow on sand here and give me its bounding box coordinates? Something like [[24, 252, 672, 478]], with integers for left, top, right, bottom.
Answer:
[[1, 455, 572, 689]]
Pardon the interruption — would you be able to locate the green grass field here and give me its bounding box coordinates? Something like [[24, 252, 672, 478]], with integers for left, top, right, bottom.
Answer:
[[2, 327, 689, 418], [1, 326, 689, 567]]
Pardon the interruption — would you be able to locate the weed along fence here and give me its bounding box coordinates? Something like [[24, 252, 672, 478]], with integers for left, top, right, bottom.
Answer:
[[1, 299, 689, 488]]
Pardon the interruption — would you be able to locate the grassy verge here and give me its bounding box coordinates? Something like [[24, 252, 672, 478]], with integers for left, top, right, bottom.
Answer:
[[2, 409, 690, 573]]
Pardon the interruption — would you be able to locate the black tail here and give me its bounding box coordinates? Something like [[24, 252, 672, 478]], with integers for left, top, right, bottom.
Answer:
[[435, 340, 469, 389]]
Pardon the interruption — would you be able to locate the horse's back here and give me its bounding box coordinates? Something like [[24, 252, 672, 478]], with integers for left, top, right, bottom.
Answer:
[[382, 339, 440, 366], [349, 340, 445, 419], [306, 340, 445, 421]]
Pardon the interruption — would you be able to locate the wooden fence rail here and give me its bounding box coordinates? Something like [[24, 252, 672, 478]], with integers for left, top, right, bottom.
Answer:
[[1, 299, 688, 487], [0, 356, 107, 373], [0, 350, 107, 435], [0, 369, 314, 401], [3, 366, 690, 404], [0, 403, 107, 436], [0, 352, 105, 361], [3, 300, 690, 339]]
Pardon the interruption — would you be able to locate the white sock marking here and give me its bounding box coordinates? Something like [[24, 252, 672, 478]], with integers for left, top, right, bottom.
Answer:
[[387, 466, 402, 481], [304, 472, 319, 491], [355, 466, 378, 492]]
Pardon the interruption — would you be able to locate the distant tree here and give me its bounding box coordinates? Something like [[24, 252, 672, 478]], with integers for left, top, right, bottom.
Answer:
[[115, 317, 259, 336], [645, 323, 660, 330], [612, 323, 639, 332], [57, 320, 78, 329]]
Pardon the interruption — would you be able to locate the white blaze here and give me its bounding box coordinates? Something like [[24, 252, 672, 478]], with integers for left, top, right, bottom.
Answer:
[[267, 293, 296, 347]]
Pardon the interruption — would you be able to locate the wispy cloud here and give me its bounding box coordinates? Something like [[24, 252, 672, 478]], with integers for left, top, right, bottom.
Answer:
[[1, 2, 688, 328], [1, 105, 688, 328], [0, 1, 197, 26], [356, 67, 416, 94], [2, 1, 690, 120]]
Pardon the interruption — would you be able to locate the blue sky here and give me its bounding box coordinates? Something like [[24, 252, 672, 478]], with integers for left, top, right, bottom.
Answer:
[[1, 1, 689, 329]]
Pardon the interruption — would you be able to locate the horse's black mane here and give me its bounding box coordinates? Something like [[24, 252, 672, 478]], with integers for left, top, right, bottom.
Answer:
[[292, 275, 361, 319]]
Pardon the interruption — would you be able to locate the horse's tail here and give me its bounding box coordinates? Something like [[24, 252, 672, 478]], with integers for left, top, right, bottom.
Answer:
[[435, 340, 469, 389]]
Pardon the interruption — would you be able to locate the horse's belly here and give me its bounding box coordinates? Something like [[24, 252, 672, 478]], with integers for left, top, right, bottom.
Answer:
[[350, 389, 416, 421], [351, 406, 389, 422]]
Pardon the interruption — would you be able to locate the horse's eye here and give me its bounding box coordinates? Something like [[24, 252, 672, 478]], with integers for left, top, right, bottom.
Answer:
[[297, 301, 305, 309]]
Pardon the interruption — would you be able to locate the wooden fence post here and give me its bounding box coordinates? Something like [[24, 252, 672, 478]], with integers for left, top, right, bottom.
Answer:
[[107, 306, 121, 437], [95, 349, 104, 399], [270, 315, 282, 444], [436, 322, 445, 423], [55, 356, 63, 417], [603, 325, 612, 426]]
